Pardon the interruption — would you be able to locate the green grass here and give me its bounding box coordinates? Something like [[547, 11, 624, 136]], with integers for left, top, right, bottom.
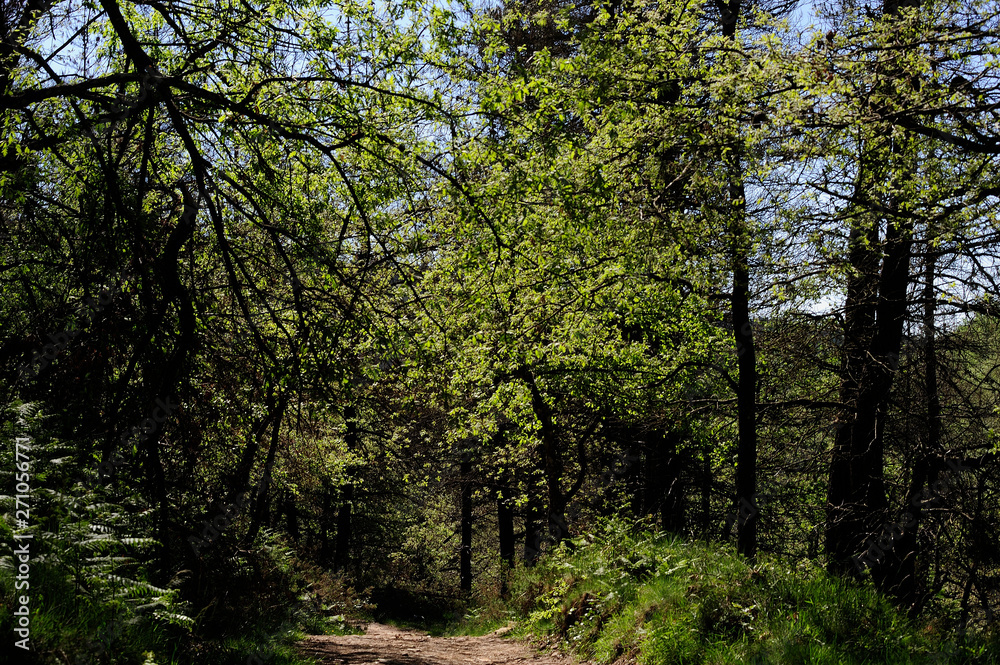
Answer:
[[459, 519, 1000, 664]]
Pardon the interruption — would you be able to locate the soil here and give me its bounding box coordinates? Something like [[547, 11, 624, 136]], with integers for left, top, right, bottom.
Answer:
[[297, 622, 583, 665]]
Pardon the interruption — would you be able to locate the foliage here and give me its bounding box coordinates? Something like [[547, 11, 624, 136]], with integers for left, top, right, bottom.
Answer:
[[2, 0, 1000, 657], [468, 518, 1000, 664], [1, 402, 191, 664]]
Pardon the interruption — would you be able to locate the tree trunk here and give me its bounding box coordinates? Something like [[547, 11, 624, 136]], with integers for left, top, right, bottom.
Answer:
[[498, 488, 515, 597], [664, 434, 686, 533], [460, 453, 473, 593], [320, 480, 334, 566], [729, 163, 758, 560], [888, 250, 940, 612], [522, 369, 570, 546], [827, 194, 912, 578], [643, 430, 665, 519], [524, 492, 542, 566], [701, 444, 712, 542], [826, 196, 882, 574], [644, 430, 685, 533], [334, 404, 358, 573], [714, 0, 758, 561], [827, 0, 919, 578], [245, 391, 287, 545]]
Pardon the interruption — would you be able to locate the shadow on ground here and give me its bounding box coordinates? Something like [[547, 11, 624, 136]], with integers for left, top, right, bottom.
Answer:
[[297, 622, 579, 665]]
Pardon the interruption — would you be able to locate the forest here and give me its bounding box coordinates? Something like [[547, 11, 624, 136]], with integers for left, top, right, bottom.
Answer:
[[2, 0, 1000, 663]]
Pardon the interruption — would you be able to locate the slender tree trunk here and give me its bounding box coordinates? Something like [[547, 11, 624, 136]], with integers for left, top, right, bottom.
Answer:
[[334, 404, 358, 573], [663, 436, 685, 533], [142, 185, 198, 578], [285, 493, 300, 541], [701, 444, 712, 542], [522, 369, 569, 546], [460, 453, 473, 593], [245, 391, 288, 544], [714, 0, 758, 560], [889, 250, 940, 611], [729, 163, 758, 560], [643, 430, 665, 520], [491, 428, 515, 595], [498, 489, 515, 597], [827, 200, 912, 579], [524, 492, 542, 566], [644, 430, 685, 533], [321, 480, 334, 565]]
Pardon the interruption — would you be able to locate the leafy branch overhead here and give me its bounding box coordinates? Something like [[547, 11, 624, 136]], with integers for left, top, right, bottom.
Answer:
[[2, 0, 1000, 661]]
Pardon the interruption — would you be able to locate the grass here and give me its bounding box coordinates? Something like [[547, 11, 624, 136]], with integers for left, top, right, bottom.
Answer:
[[458, 518, 1000, 664]]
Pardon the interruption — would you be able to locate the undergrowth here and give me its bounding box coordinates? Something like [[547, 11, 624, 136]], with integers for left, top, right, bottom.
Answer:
[[1, 402, 364, 665], [461, 518, 1000, 664]]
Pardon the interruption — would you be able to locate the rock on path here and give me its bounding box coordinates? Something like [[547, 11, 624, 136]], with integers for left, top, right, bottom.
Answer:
[[297, 622, 581, 665]]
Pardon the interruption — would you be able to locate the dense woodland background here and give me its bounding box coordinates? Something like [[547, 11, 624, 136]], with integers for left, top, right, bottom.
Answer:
[[2, 0, 1000, 662]]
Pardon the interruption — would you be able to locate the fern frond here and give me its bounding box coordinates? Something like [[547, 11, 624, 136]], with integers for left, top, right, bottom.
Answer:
[[121, 538, 158, 547], [153, 611, 195, 627]]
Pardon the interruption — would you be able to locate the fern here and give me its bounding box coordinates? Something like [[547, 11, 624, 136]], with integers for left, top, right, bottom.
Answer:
[[2, 401, 194, 660]]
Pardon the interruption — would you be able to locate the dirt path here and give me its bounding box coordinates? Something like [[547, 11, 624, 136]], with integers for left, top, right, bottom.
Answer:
[[297, 622, 581, 665]]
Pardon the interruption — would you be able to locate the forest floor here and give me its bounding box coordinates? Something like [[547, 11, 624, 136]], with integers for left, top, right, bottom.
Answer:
[[297, 622, 584, 665]]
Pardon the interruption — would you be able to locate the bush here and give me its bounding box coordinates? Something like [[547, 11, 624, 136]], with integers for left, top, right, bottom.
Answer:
[[1, 402, 191, 665], [470, 517, 1000, 665]]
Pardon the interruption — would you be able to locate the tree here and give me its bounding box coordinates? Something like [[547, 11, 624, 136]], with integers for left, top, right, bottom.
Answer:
[[753, 0, 1000, 611], [1, 0, 466, 632]]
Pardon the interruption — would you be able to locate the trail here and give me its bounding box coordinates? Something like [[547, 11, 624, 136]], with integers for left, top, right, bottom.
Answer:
[[297, 622, 582, 665]]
